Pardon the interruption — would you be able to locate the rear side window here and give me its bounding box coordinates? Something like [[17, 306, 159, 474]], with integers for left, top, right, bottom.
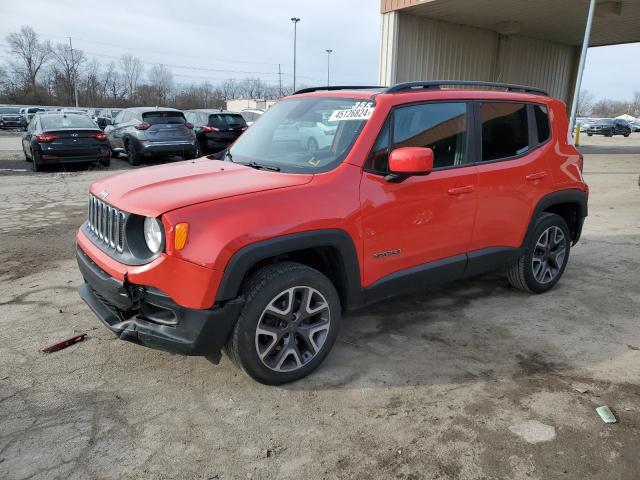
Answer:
[[40, 114, 96, 130], [480, 103, 529, 161], [142, 111, 186, 125], [209, 114, 247, 128], [241, 112, 255, 122], [393, 102, 467, 169], [534, 105, 551, 144]]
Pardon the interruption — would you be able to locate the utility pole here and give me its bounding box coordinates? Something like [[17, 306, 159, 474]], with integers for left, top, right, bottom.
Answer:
[[291, 17, 300, 92], [326, 49, 333, 87], [278, 63, 283, 98], [68, 36, 79, 107]]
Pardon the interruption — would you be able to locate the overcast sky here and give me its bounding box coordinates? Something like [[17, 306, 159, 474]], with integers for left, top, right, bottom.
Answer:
[[0, 0, 638, 101]]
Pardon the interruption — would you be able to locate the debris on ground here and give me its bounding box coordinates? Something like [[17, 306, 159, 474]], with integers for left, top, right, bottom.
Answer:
[[596, 406, 617, 424], [42, 333, 87, 353], [572, 384, 590, 394], [508, 420, 557, 444]]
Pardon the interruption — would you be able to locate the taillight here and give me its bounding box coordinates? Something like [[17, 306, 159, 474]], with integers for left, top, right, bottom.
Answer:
[[135, 122, 151, 130], [35, 133, 58, 143], [185, 122, 193, 129], [90, 132, 107, 141], [201, 126, 220, 133]]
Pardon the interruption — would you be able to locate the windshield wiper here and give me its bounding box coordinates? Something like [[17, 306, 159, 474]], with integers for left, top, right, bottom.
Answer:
[[224, 150, 234, 162], [242, 162, 280, 172]]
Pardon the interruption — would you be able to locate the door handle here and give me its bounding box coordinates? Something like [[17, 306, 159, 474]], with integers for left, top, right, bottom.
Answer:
[[447, 185, 475, 195], [525, 171, 548, 181]]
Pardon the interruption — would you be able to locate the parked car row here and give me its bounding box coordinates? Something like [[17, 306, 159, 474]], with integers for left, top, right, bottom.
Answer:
[[586, 118, 632, 137]]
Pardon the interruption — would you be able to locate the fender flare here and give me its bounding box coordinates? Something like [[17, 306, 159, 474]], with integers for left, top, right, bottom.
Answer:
[[525, 189, 588, 246], [215, 229, 364, 309]]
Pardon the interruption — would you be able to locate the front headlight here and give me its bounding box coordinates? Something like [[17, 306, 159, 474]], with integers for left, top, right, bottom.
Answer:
[[143, 217, 164, 254]]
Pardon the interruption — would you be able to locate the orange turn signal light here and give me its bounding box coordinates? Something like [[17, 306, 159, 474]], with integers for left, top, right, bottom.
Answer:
[[174, 223, 189, 250]]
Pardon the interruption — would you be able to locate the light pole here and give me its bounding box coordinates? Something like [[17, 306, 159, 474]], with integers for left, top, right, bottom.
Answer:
[[326, 49, 333, 87], [291, 17, 301, 92]]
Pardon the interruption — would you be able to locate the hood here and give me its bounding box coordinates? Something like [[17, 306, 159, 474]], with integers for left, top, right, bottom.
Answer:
[[90, 159, 313, 217]]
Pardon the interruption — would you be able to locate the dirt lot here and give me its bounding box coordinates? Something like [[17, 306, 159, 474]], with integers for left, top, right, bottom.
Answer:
[[0, 131, 639, 480]]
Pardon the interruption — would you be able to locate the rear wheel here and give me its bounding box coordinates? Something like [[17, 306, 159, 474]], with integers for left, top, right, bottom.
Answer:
[[32, 150, 42, 172], [226, 262, 341, 385], [125, 140, 140, 166], [506, 213, 571, 294], [99, 158, 111, 167], [110, 148, 120, 158], [23, 145, 30, 161]]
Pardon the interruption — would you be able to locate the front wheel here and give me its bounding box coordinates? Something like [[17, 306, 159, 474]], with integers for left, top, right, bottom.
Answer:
[[506, 213, 571, 294], [226, 262, 341, 385]]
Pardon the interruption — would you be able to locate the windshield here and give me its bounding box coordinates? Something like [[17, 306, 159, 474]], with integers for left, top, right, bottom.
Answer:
[[0, 107, 20, 114], [143, 111, 186, 125], [41, 114, 97, 130], [597, 119, 614, 125], [229, 97, 373, 173]]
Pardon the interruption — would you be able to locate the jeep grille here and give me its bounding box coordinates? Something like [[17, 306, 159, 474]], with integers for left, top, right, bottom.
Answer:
[[87, 194, 126, 253]]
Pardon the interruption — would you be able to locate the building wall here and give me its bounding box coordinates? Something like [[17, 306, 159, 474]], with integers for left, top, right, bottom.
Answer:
[[379, 13, 579, 104]]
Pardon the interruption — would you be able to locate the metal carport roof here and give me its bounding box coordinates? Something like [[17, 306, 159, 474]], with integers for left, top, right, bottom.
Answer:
[[381, 0, 640, 47]]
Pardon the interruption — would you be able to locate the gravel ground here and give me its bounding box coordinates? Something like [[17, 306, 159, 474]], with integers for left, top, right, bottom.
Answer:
[[0, 130, 639, 480]]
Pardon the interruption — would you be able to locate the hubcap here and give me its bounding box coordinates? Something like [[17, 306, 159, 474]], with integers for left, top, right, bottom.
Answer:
[[255, 286, 331, 372], [532, 226, 566, 284]]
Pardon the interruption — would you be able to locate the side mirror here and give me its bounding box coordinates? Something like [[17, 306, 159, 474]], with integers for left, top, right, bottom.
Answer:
[[386, 147, 434, 183]]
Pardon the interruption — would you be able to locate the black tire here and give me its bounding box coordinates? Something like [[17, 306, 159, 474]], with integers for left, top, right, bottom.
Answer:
[[111, 148, 120, 158], [99, 158, 111, 167], [624, 132, 630, 138], [587, 133, 593, 137], [506, 213, 571, 294], [226, 262, 341, 385], [23, 145, 30, 161], [125, 140, 140, 166], [32, 149, 42, 172]]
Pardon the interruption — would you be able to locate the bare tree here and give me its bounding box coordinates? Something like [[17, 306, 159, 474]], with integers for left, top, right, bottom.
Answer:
[[101, 61, 124, 104], [120, 54, 143, 100], [147, 64, 174, 104], [576, 90, 595, 117], [218, 79, 239, 101], [630, 91, 640, 117], [5, 26, 52, 101], [51, 43, 86, 105]]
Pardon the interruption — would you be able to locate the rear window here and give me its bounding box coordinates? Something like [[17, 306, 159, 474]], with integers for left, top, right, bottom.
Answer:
[[480, 102, 529, 162], [534, 105, 551, 144], [142, 111, 186, 125], [0, 107, 20, 114], [209, 114, 247, 128], [40, 114, 97, 130]]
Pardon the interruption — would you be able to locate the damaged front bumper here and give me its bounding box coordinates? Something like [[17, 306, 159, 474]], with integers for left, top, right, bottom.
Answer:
[[76, 245, 244, 362]]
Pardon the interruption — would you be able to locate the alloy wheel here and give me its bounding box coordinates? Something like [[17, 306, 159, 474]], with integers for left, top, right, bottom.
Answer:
[[532, 226, 566, 284], [255, 286, 331, 372]]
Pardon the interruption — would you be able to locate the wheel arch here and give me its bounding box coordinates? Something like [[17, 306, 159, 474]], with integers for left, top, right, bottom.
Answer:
[[528, 189, 588, 246], [215, 229, 364, 311]]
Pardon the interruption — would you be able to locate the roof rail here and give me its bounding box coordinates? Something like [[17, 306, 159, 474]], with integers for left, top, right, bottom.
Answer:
[[384, 81, 548, 96], [293, 85, 385, 95]]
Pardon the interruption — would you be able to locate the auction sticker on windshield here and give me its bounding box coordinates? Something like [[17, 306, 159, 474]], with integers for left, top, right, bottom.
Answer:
[[329, 102, 374, 122]]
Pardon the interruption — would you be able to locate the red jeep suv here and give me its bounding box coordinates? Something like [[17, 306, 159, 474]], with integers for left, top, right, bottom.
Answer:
[[76, 81, 588, 385]]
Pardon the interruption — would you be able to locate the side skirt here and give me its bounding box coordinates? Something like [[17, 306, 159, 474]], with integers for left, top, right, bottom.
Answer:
[[362, 247, 519, 305]]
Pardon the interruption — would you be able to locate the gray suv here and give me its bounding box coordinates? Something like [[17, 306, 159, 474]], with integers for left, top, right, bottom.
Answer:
[[106, 107, 198, 165]]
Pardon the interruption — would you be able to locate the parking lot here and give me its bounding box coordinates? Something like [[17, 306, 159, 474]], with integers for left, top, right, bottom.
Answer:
[[0, 130, 638, 479]]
